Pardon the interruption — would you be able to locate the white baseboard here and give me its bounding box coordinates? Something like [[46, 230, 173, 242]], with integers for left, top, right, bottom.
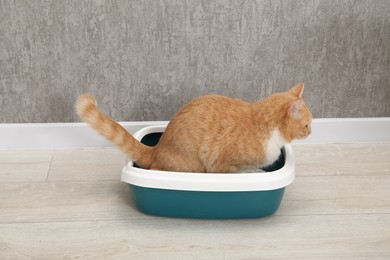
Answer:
[[294, 118, 390, 144], [0, 121, 168, 149], [0, 118, 389, 149]]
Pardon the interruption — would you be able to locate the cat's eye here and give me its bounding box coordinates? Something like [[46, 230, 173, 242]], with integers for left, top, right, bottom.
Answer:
[[305, 124, 309, 128]]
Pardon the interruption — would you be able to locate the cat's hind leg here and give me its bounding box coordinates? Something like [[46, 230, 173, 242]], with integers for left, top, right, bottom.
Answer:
[[151, 150, 205, 173]]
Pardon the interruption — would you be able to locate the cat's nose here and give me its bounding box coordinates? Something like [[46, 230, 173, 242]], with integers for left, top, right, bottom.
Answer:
[[308, 125, 312, 135]]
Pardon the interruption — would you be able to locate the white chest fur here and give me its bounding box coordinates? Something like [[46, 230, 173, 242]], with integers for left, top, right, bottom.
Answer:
[[264, 129, 286, 166]]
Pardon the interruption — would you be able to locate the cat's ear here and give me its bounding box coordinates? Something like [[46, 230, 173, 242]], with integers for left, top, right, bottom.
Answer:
[[288, 99, 303, 119], [288, 83, 304, 98]]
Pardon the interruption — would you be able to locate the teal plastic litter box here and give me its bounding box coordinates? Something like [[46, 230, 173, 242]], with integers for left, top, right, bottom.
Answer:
[[121, 126, 295, 219]]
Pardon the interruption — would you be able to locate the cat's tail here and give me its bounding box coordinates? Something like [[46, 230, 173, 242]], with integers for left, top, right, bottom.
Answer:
[[75, 93, 154, 169]]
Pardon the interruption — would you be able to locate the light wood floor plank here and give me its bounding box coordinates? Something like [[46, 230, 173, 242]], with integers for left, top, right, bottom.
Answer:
[[0, 150, 53, 163], [1, 175, 389, 224], [0, 215, 389, 259], [47, 149, 125, 181], [293, 144, 390, 163], [279, 175, 390, 215], [0, 163, 50, 182], [0, 150, 53, 182], [0, 144, 389, 259], [0, 181, 134, 224], [293, 143, 390, 176]]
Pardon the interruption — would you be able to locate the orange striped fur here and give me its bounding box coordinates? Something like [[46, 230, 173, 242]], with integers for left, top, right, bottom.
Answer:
[[76, 83, 312, 173]]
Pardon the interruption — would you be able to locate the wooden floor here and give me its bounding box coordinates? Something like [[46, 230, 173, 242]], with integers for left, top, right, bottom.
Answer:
[[1, 144, 390, 259]]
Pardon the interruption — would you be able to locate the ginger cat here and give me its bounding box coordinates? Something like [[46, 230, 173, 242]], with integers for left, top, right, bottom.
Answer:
[[76, 83, 312, 173]]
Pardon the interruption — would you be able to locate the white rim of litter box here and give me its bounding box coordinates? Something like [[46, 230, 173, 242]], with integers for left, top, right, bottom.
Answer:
[[121, 126, 295, 192]]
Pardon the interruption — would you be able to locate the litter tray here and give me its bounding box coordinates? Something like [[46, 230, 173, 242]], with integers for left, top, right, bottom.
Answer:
[[121, 126, 295, 219]]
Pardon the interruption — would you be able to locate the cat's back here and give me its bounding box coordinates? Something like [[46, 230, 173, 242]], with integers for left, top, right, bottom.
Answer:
[[169, 94, 252, 128], [157, 94, 253, 147]]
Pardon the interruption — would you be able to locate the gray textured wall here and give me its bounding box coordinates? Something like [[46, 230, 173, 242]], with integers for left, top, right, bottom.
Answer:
[[0, 0, 389, 123]]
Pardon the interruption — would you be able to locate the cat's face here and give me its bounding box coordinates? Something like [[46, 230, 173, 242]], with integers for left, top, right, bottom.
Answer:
[[283, 83, 312, 141], [291, 102, 312, 139]]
